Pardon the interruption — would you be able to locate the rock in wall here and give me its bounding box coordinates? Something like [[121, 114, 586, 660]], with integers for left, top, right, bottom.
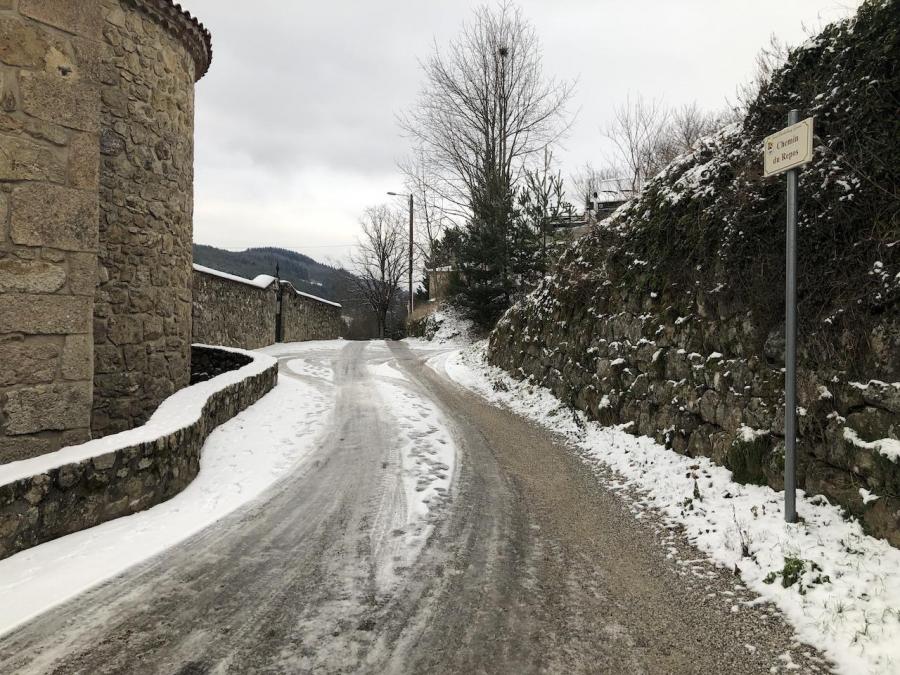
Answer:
[[488, 0, 899, 545]]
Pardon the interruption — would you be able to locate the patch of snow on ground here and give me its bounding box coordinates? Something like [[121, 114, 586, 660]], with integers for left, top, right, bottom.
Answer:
[[285, 357, 333, 383], [369, 359, 409, 381], [0, 370, 331, 637], [405, 304, 476, 349], [368, 351, 455, 588], [435, 341, 900, 675]]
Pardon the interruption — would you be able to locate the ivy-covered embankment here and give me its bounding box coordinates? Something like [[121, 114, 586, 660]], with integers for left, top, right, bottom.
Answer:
[[489, 0, 899, 544]]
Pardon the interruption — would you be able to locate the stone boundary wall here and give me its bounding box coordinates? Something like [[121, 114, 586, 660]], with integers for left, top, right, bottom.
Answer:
[[0, 345, 276, 561], [280, 281, 343, 342], [191, 265, 343, 350], [191, 266, 277, 349], [490, 296, 900, 546]]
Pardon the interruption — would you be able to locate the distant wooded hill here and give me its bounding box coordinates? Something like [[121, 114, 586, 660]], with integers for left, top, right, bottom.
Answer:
[[192, 244, 350, 303]]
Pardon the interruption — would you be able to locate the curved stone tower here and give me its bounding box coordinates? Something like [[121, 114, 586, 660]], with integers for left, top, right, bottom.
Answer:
[[91, 0, 211, 435], [0, 1, 210, 461]]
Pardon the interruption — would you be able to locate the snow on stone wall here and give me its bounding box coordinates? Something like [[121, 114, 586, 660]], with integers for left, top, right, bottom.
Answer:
[[0, 346, 276, 561], [192, 267, 278, 350], [191, 266, 343, 350]]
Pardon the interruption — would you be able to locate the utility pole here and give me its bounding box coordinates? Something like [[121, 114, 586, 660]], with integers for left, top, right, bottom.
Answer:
[[408, 192, 414, 315]]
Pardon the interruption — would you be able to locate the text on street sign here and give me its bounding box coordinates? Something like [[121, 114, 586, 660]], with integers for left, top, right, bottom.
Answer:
[[763, 117, 814, 176]]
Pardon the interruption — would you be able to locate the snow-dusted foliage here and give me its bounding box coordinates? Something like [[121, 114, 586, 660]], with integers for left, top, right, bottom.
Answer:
[[586, 0, 898, 368]]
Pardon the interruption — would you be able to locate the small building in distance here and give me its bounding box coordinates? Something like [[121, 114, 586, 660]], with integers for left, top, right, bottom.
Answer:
[[588, 179, 632, 221], [427, 266, 456, 302]]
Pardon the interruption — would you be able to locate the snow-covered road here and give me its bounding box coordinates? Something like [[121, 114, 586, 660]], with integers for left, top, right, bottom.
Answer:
[[0, 340, 833, 674]]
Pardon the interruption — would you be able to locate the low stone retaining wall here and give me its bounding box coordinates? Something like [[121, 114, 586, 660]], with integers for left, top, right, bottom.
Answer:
[[0, 346, 277, 561], [490, 293, 900, 546]]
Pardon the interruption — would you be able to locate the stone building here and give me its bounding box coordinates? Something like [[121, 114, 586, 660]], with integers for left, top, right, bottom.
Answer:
[[0, 1, 211, 463]]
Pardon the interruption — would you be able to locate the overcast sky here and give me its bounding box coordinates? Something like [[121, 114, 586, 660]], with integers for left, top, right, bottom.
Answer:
[[182, 0, 860, 268]]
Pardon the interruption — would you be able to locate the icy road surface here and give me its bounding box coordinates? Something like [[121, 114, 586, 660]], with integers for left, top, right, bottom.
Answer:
[[0, 340, 829, 674]]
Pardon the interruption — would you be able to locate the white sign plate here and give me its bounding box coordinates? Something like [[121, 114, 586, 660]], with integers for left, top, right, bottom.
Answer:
[[763, 117, 814, 176]]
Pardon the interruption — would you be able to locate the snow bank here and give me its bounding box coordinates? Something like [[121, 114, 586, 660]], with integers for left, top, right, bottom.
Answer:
[[405, 304, 476, 349], [0, 369, 330, 637], [436, 342, 900, 675]]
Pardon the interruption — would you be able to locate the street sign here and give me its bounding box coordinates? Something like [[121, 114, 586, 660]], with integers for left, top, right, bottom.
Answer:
[[763, 117, 814, 177], [768, 109, 814, 524]]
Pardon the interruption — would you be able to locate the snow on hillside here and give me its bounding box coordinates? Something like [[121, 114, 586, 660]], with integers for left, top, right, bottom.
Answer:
[[406, 305, 477, 348]]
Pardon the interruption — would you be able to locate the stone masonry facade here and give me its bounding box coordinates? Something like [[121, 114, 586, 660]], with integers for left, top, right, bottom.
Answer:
[[280, 282, 344, 343], [192, 266, 344, 350], [92, 0, 209, 436], [0, 1, 211, 464], [490, 275, 900, 546], [0, 1, 104, 463]]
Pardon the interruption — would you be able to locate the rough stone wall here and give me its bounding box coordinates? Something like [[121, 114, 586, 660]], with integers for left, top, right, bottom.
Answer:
[[191, 270, 277, 350], [280, 281, 343, 342], [489, 2, 899, 547], [490, 262, 900, 546], [90, 0, 203, 436], [0, 347, 277, 560], [0, 1, 104, 463]]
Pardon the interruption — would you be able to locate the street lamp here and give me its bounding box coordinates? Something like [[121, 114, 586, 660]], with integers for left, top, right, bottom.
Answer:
[[387, 191, 414, 315]]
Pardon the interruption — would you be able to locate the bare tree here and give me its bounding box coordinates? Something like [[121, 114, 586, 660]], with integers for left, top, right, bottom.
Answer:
[[398, 148, 450, 270], [729, 34, 790, 118], [604, 96, 728, 193], [603, 94, 671, 193], [654, 102, 726, 167], [400, 1, 574, 218], [672, 103, 723, 151], [350, 206, 409, 338]]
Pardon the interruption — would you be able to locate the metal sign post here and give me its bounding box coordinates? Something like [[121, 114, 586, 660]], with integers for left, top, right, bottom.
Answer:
[[763, 110, 813, 524], [784, 109, 799, 524]]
